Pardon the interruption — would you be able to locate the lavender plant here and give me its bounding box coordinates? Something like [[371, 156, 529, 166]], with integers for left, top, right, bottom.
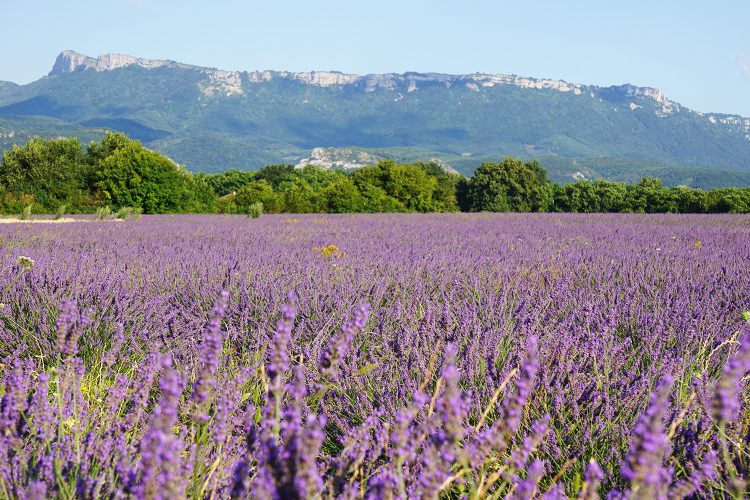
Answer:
[[0, 213, 748, 497]]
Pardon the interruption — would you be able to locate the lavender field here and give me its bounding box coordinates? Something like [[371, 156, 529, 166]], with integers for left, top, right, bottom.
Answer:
[[1, 213, 749, 499]]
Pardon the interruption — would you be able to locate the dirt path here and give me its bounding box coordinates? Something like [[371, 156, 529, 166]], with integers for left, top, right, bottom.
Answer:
[[0, 217, 81, 223]]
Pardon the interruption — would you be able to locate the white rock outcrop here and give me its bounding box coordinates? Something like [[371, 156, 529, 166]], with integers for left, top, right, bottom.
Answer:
[[50, 50, 173, 74], [295, 147, 380, 171], [199, 70, 243, 97], [707, 115, 750, 140], [51, 50, 245, 98]]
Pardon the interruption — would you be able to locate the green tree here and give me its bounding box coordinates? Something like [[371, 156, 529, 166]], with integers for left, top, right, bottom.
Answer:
[[456, 178, 472, 212], [469, 158, 552, 212], [235, 179, 283, 213], [183, 174, 218, 212], [199, 169, 256, 196], [353, 161, 439, 212], [707, 188, 750, 213], [625, 177, 668, 213], [0, 136, 89, 210], [294, 165, 344, 191], [414, 161, 461, 212], [279, 178, 321, 213], [254, 164, 296, 188], [672, 186, 708, 213], [553, 180, 627, 213], [86, 132, 132, 166], [95, 140, 194, 213], [321, 177, 365, 213], [385, 165, 438, 211], [357, 183, 406, 212]]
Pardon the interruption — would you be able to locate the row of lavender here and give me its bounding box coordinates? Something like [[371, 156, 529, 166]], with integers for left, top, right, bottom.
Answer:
[[1, 213, 749, 498]]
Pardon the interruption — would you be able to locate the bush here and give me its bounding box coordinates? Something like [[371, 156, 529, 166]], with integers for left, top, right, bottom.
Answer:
[[54, 205, 67, 220], [115, 206, 143, 220], [247, 202, 263, 219], [95, 206, 112, 220], [19, 205, 32, 220]]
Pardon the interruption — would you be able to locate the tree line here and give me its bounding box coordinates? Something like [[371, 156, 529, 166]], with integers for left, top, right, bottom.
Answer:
[[2, 133, 749, 215]]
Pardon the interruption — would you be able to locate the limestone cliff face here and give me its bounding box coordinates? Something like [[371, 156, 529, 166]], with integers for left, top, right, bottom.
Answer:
[[47, 51, 655, 103], [50, 50, 173, 74], [46, 50, 742, 125], [50, 50, 244, 97]]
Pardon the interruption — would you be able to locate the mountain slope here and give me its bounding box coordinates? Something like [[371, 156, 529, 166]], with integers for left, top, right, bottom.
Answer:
[[0, 50, 748, 187]]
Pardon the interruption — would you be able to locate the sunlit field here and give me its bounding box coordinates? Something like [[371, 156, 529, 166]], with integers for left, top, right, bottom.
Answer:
[[1, 213, 749, 498]]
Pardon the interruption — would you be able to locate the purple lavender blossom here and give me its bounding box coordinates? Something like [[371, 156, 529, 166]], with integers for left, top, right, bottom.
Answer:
[[668, 449, 718, 498], [192, 290, 230, 407], [511, 459, 545, 499], [136, 355, 184, 499], [580, 460, 604, 500], [267, 292, 297, 392], [621, 375, 674, 497], [503, 335, 540, 435], [712, 329, 750, 425], [29, 373, 54, 442], [54, 301, 92, 357], [439, 343, 464, 445], [319, 302, 370, 380], [1, 213, 749, 496], [255, 366, 325, 499]]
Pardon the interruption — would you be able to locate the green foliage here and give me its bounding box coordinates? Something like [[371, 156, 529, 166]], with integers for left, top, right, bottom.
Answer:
[[321, 176, 365, 213], [280, 178, 321, 213], [183, 174, 219, 213], [247, 202, 263, 218], [95, 139, 195, 213], [1, 130, 749, 216], [551, 178, 750, 214], [552, 180, 627, 213], [456, 178, 472, 212], [86, 132, 132, 166], [352, 161, 441, 212], [235, 179, 283, 214], [95, 206, 112, 220], [415, 162, 461, 212], [0, 136, 90, 210], [115, 206, 142, 220], [199, 169, 255, 196], [54, 204, 66, 220], [254, 164, 296, 189], [292, 165, 345, 191], [469, 158, 552, 212], [19, 204, 32, 220]]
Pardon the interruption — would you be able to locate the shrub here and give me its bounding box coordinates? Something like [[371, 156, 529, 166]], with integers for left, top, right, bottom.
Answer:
[[247, 202, 263, 219], [115, 206, 143, 220], [95, 206, 112, 220], [54, 205, 67, 220], [19, 205, 32, 220]]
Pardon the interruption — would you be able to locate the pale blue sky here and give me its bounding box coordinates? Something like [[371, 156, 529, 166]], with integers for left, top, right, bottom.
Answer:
[[2, 0, 749, 115]]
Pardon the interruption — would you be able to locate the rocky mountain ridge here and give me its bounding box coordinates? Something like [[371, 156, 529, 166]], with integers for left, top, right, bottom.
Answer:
[[49, 51, 696, 117]]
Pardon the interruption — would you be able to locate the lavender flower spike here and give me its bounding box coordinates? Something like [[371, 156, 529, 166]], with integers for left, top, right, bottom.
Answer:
[[579, 460, 604, 500], [712, 329, 750, 425], [621, 375, 674, 498], [192, 290, 230, 406], [504, 335, 540, 435], [137, 355, 184, 499], [319, 302, 371, 380]]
